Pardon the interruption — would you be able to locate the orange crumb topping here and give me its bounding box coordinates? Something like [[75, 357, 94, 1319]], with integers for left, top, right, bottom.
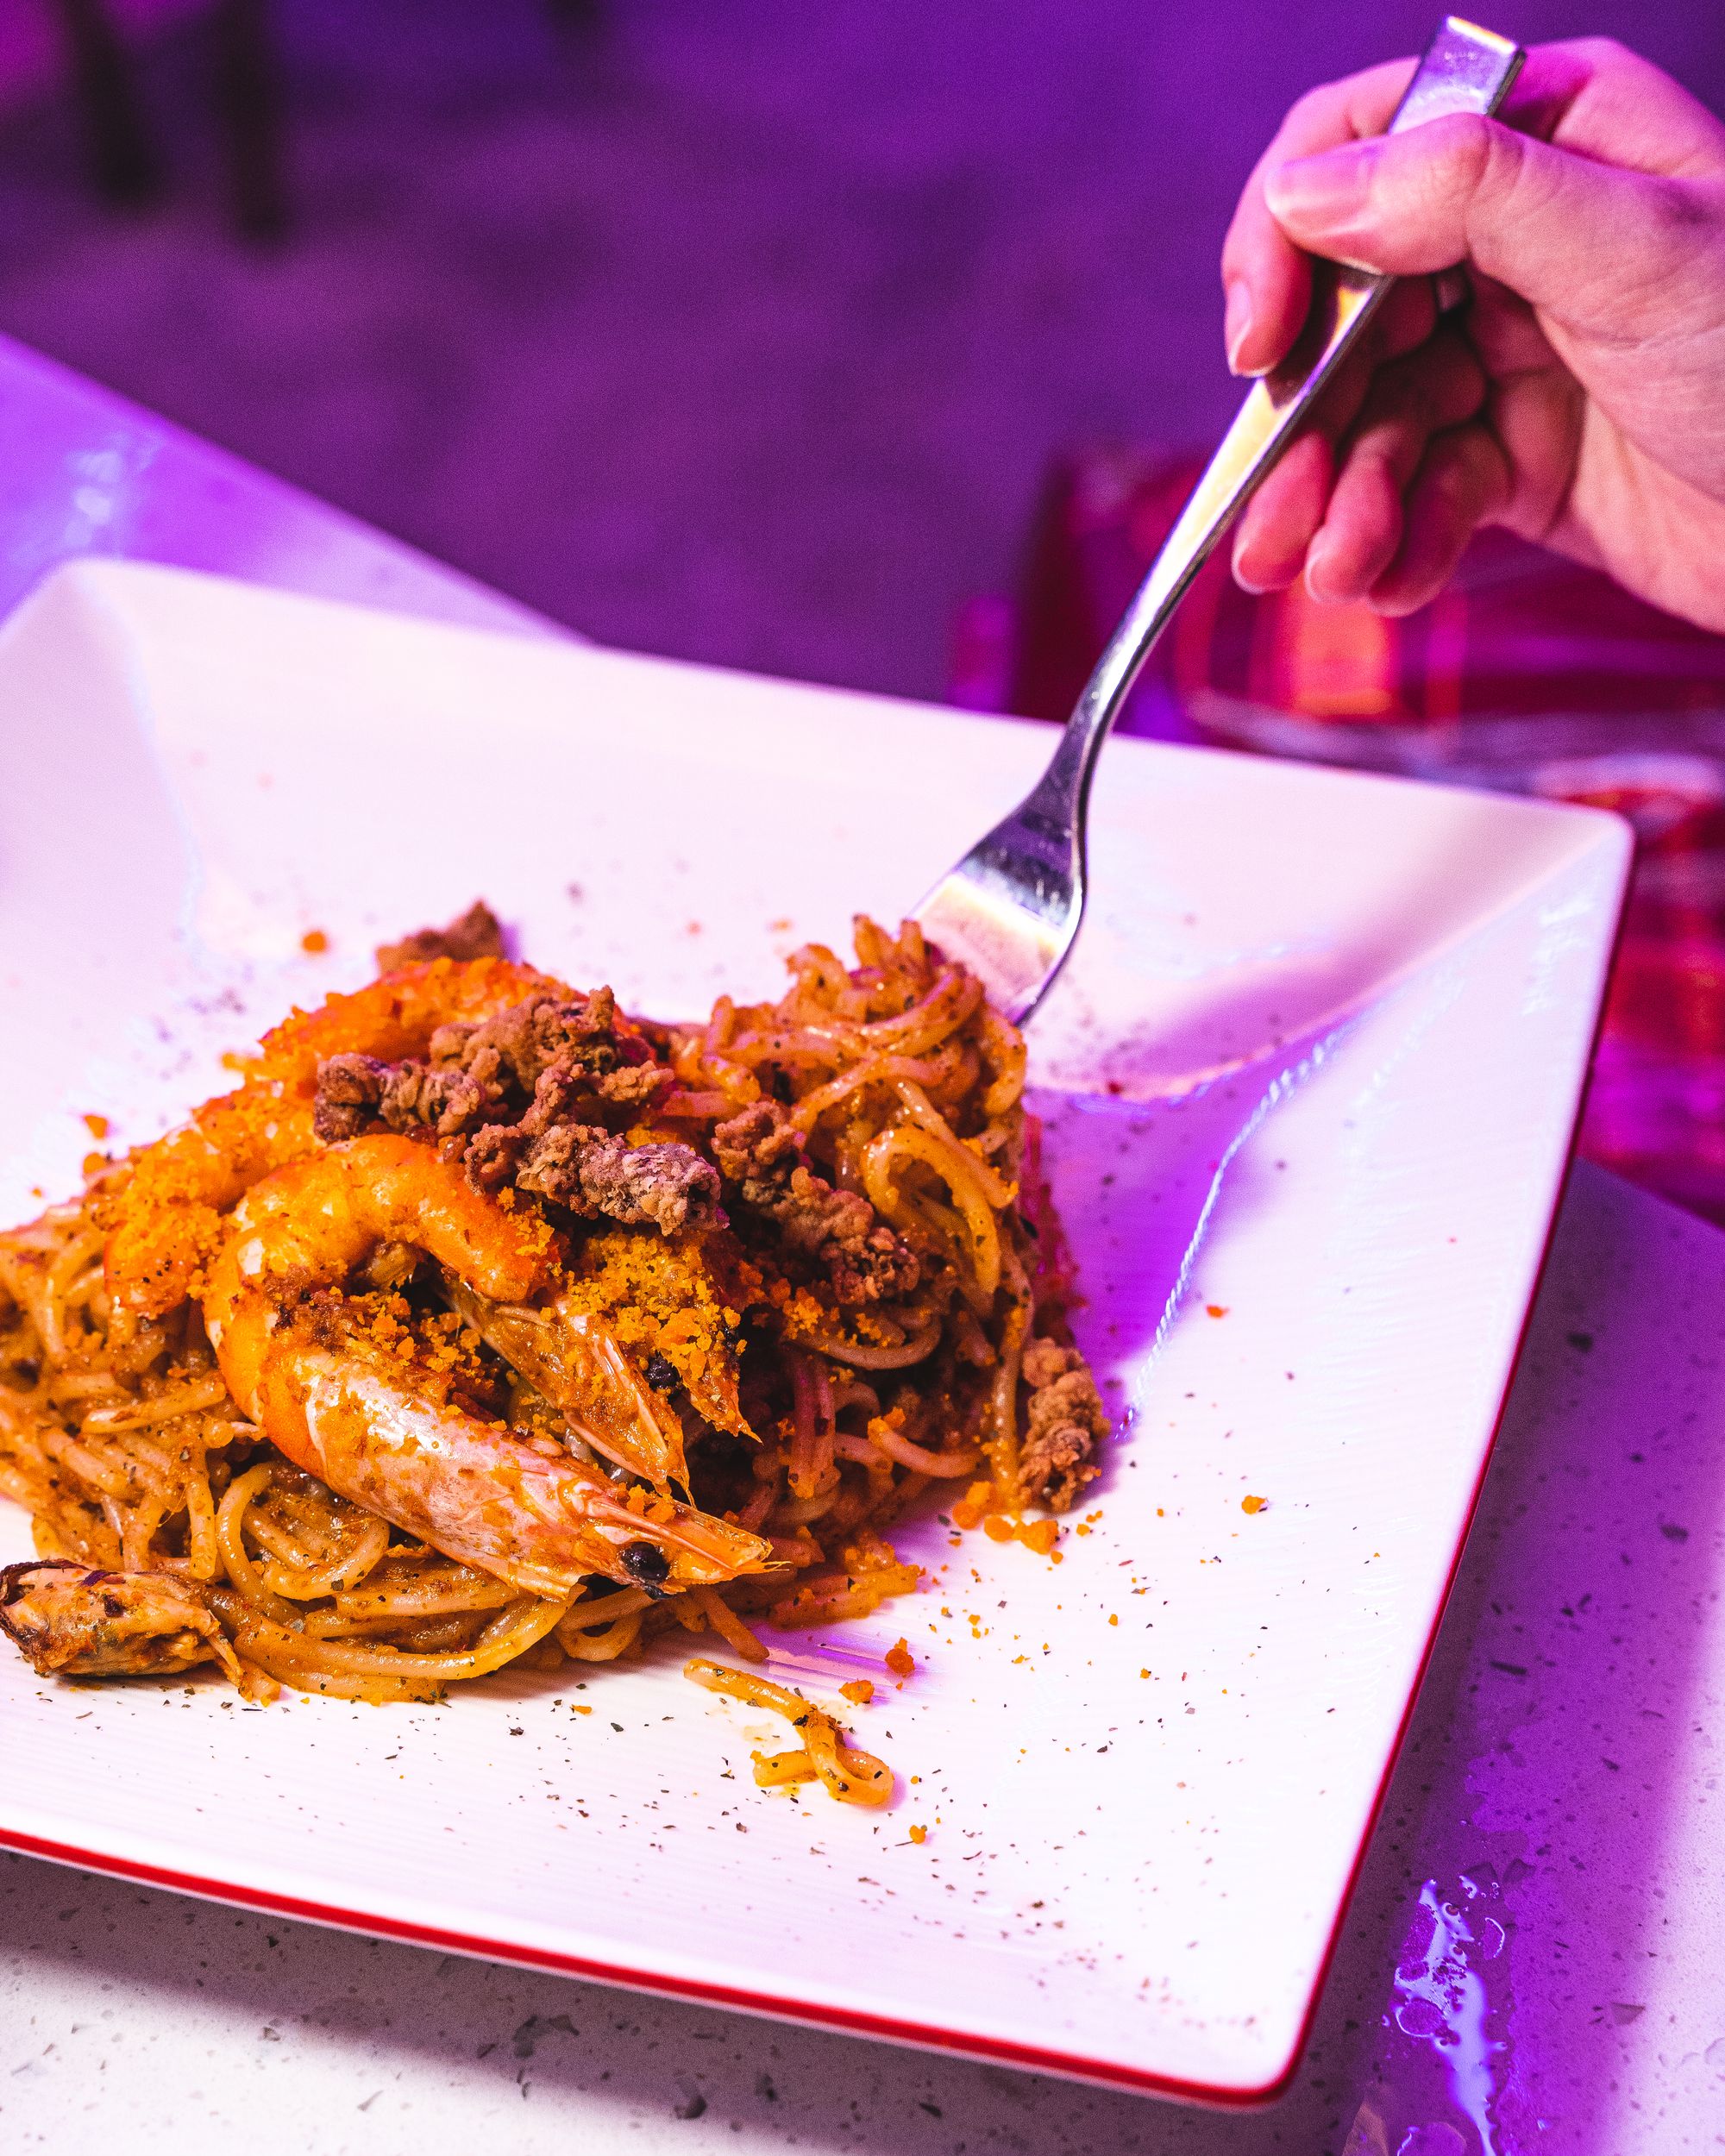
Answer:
[[948, 1477, 995, 1532], [96, 1081, 323, 1320], [883, 1639, 915, 1680], [300, 929, 329, 954], [908, 1824, 927, 1845], [561, 1225, 754, 1423], [949, 1486, 1059, 1559], [1242, 1495, 1267, 1514], [839, 1678, 875, 1705], [81, 1112, 110, 1139]]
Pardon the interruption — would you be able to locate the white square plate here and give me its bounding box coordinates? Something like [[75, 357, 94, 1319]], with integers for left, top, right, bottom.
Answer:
[[0, 561, 1629, 2104]]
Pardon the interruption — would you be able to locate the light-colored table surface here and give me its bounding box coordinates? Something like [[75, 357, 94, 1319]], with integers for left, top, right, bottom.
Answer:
[[1, 332, 1722, 2156], [0, 337, 549, 638]]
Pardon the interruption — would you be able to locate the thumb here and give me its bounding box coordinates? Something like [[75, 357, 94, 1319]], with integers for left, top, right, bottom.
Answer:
[[1264, 112, 1706, 336]]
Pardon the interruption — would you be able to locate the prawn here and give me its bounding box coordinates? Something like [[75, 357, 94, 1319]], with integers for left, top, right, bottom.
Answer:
[[99, 1087, 317, 1338], [200, 1136, 771, 1600], [442, 1275, 693, 1491], [445, 1218, 763, 1486], [104, 957, 574, 1327]]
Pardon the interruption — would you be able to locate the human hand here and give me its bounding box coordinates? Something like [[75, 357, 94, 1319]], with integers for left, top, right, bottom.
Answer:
[[1220, 39, 1725, 630]]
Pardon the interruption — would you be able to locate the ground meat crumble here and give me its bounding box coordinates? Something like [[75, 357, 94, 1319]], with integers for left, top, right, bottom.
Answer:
[[374, 899, 506, 974], [1019, 1337, 1107, 1511], [313, 987, 719, 1236], [712, 1100, 920, 1307]]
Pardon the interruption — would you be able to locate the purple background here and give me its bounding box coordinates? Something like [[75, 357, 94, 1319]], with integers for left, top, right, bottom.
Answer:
[[0, 1, 1719, 701]]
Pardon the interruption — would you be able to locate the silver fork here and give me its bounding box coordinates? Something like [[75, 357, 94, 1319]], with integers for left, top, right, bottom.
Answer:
[[914, 16, 1524, 1025]]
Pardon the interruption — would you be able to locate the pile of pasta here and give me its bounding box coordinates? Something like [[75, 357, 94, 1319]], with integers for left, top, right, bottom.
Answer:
[[0, 912, 1105, 1796]]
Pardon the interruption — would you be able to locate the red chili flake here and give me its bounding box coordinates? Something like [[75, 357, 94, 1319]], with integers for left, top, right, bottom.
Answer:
[[1206, 1304, 1228, 1319]]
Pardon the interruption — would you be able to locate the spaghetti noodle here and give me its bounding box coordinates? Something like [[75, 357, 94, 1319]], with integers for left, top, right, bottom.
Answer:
[[0, 912, 1107, 1798]]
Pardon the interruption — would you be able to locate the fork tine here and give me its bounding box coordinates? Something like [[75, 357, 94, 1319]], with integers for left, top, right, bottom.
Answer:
[[915, 843, 1077, 1026]]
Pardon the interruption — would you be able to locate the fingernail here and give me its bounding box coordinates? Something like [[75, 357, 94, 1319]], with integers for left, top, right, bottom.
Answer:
[[1304, 533, 1338, 601], [1224, 279, 1254, 375], [1232, 535, 1270, 595], [1266, 141, 1375, 232]]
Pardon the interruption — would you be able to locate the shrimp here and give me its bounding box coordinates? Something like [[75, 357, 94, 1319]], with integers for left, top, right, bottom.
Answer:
[[200, 1136, 771, 1600], [445, 1217, 763, 1487], [442, 1275, 693, 1491], [553, 1220, 758, 1441], [103, 957, 574, 1328], [0, 1560, 243, 1682], [100, 1087, 318, 1336]]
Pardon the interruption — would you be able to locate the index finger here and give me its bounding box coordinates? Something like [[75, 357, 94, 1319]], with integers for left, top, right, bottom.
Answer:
[[1220, 56, 1414, 376]]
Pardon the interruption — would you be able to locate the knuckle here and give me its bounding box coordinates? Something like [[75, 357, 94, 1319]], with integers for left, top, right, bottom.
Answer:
[[1428, 429, 1498, 509], [1218, 222, 1245, 277], [1359, 362, 1435, 440], [1284, 83, 1336, 131], [1448, 116, 1533, 237], [1219, 194, 1265, 273], [1433, 112, 1500, 196], [1563, 34, 1635, 76], [1646, 174, 1716, 242], [1385, 111, 1504, 235], [1278, 73, 1364, 149]]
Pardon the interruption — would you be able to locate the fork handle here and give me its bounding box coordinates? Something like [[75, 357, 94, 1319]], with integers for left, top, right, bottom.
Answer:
[[1038, 16, 1523, 812]]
